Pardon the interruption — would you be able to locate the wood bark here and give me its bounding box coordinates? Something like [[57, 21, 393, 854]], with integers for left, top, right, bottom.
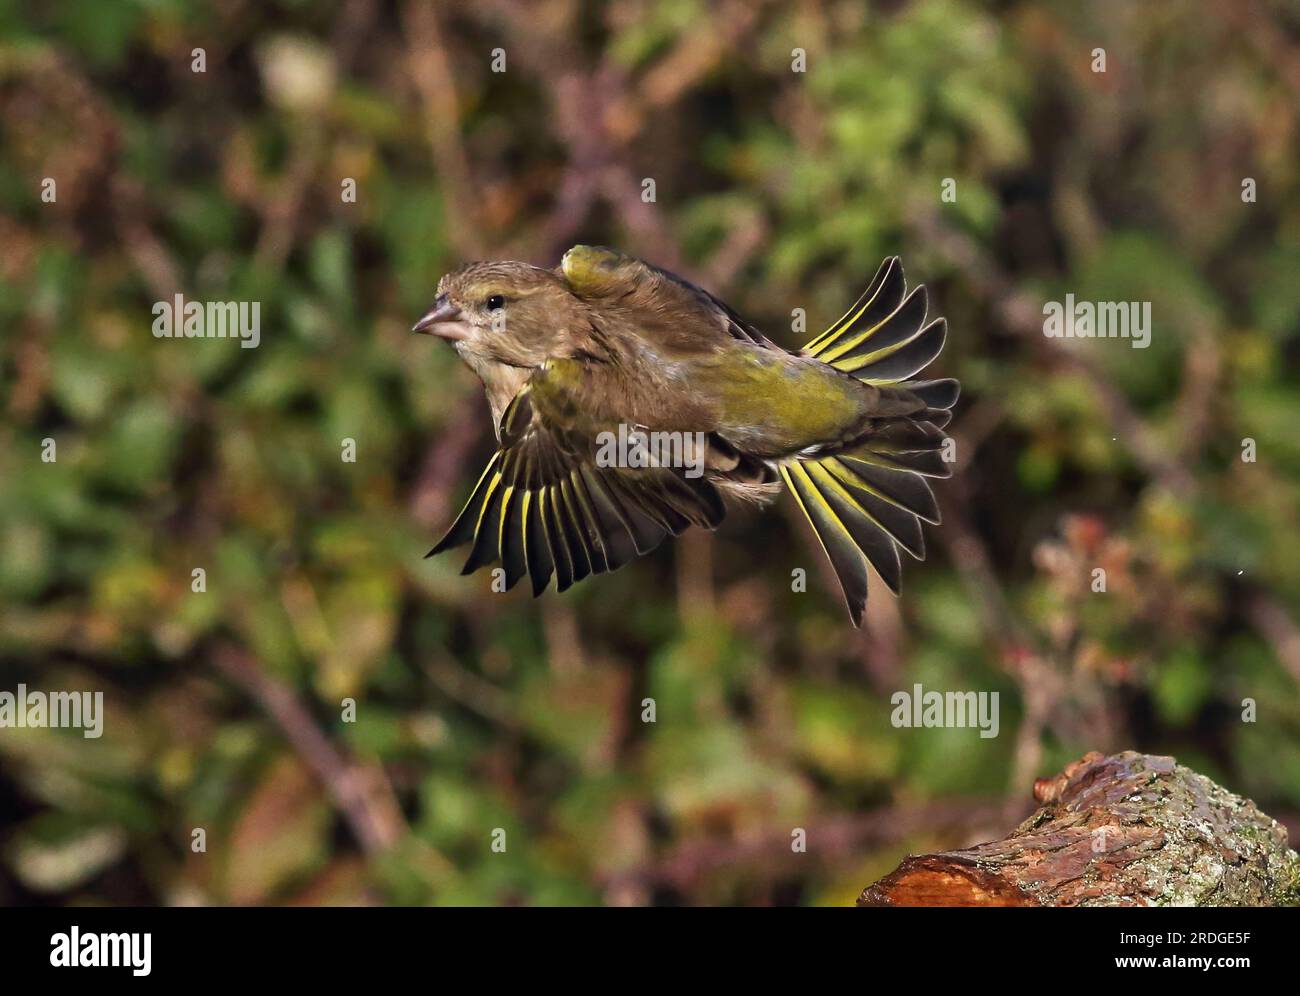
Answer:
[[858, 750, 1300, 907]]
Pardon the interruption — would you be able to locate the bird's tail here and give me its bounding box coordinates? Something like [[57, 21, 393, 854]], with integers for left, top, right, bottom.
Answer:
[[787, 257, 958, 626]]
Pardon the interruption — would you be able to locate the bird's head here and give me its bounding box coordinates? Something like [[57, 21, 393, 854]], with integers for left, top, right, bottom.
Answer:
[[414, 261, 583, 417], [414, 261, 580, 366]]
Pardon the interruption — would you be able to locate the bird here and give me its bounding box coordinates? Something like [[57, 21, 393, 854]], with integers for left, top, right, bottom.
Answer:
[[413, 245, 957, 626]]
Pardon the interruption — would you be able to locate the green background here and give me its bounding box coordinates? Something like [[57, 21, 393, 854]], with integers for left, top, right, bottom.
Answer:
[[1, 0, 1298, 905]]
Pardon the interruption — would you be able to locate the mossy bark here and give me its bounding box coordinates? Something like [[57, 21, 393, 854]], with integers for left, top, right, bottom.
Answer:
[[859, 750, 1300, 907]]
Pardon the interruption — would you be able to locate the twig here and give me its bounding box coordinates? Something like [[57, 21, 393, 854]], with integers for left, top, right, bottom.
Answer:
[[251, 130, 323, 276], [601, 797, 1009, 895], [110, 176, 184, 301], [211, 644, 407, 854], [403, 1, 488, 258], [423, 653, 517, 728], [1245, 592, 1300, 687], [542, 600, 588, 678]]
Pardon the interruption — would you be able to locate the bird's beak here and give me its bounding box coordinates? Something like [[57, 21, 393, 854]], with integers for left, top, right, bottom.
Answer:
[[412, 296, 467, 340]]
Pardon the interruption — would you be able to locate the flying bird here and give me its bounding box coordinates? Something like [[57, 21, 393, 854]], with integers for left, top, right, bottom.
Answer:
[[414, 245, 957, 625]]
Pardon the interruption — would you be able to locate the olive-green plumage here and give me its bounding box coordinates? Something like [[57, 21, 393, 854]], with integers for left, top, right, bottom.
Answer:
[[414, 245, 958, 625]]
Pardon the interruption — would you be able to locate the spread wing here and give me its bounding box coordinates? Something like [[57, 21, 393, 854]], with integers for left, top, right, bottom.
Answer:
[[426, 364, 725, 595], [559, 244, 785, 350]]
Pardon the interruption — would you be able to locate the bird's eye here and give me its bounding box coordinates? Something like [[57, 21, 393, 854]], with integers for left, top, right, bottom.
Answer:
[[486, 294, 505, 311]]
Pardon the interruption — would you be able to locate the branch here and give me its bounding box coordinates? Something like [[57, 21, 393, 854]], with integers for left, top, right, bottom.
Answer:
[[602, 798, 1008, 897], [403, 0, 488, 258], [211, 644, 407, 855], [859, 750, 1300, 906]]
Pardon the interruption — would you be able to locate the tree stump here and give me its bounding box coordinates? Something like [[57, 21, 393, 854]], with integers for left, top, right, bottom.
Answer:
[[858, 750, 1300, 907]]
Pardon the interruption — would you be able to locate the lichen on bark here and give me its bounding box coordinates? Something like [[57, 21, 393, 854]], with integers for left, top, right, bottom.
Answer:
[[859, 751, 1300, 907]]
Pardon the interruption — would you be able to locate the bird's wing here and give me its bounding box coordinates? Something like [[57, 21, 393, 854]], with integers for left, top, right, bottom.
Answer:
[[559, 244, 784, 350], [426, 363, 725, 595]]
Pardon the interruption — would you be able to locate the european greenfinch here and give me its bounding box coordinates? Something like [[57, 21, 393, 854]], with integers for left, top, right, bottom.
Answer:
[[414, 245, 956, 625]]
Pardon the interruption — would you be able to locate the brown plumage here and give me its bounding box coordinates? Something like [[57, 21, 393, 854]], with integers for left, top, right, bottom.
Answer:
[[414, 245, 957, 625]]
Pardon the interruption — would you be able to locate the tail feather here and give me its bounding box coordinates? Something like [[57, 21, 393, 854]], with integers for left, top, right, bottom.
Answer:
[[836, 319, 946, 381], [802, 463, 904, 588], [816, 286, 929, 368], [781, 463, 871, 626], [787, 256, 959, 625], [784, 445, 938, 626], [803, 256, 906, 356], [804, 258, 957, 399], [921, 408, 953, 430], [904, 378, 961, 410], [850, 485, 926, 560], [831, 455, 940, 523], [851, 418, 952, 478]]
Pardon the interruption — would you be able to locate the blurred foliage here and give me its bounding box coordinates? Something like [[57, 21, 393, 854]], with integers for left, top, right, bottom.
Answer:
[[1, 0, 1298, 906]]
